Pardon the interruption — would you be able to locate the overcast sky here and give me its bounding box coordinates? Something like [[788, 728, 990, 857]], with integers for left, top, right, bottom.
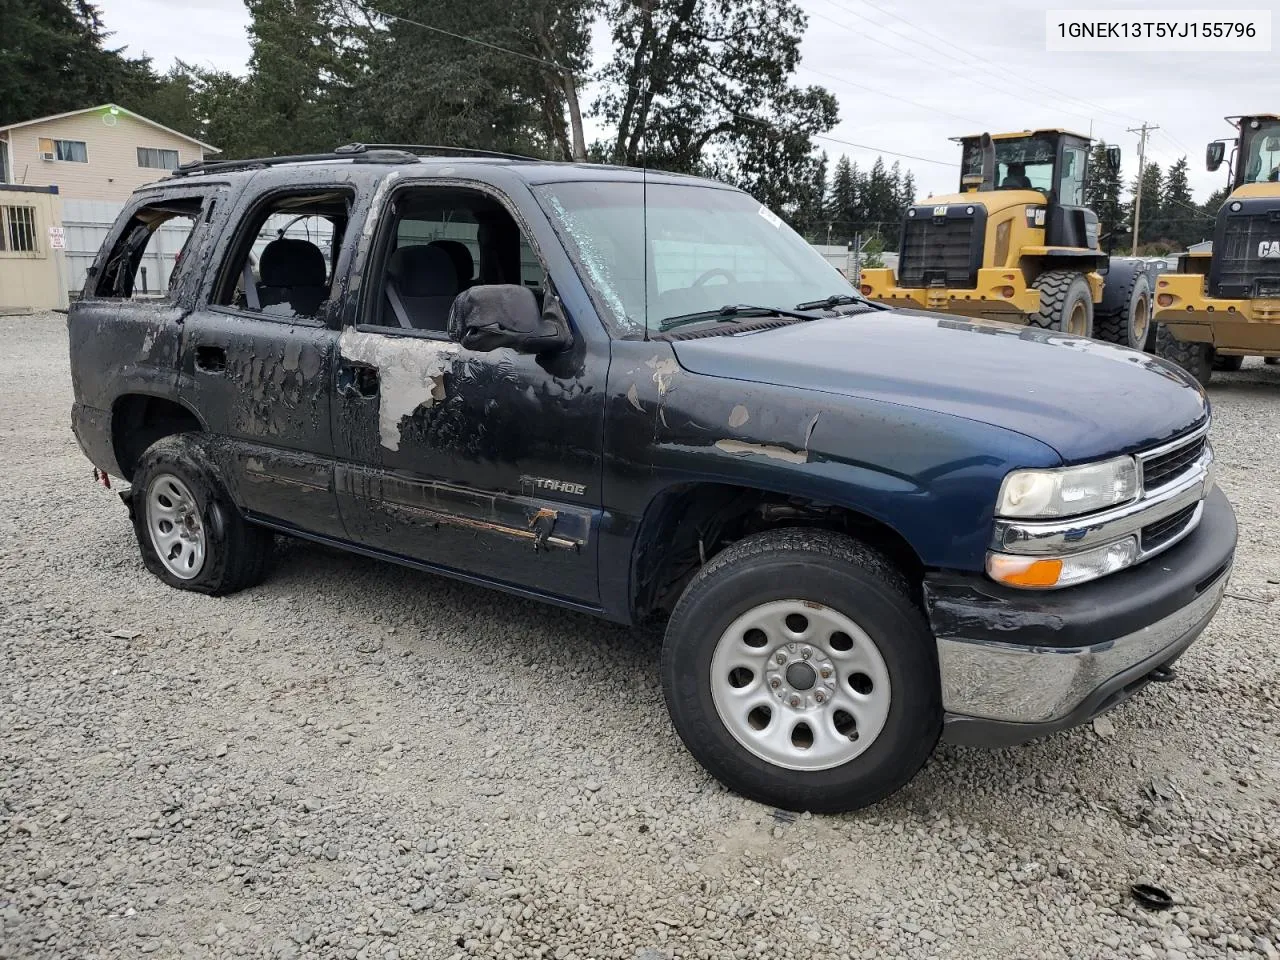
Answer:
[[98, 0, 1269, 215]]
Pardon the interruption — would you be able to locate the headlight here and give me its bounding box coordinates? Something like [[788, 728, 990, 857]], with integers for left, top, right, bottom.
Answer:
[[996, 456, 1138, 518], [987, 537, 1140, 589]]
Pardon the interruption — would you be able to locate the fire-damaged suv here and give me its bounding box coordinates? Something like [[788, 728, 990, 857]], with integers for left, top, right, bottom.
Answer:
[[69, 144, 1236, 812]]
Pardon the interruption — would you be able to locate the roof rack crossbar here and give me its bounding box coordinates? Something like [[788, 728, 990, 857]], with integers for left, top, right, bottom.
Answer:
[[336, 142, 539, 161], [171, 148, 420, 178]]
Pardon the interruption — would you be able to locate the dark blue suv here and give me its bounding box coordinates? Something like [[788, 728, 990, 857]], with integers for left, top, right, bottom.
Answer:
[[68, 145, 1236, 812]]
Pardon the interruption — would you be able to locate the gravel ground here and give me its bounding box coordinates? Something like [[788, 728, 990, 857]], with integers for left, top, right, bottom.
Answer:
[[1, 311, 1278, 960]]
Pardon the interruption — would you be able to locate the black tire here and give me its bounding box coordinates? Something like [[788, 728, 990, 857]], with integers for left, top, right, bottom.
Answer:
[[660, 528, 941, 813], [1212, 354, 1244, 372], [1154, 323, 1213, 386], [1028, 269, 1094, 337], [1095, 271, 1152, 350], [130, 433, 273, 595]]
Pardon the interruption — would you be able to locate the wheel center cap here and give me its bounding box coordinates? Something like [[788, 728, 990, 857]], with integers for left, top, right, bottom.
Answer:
[[786, 662, 817, 691]]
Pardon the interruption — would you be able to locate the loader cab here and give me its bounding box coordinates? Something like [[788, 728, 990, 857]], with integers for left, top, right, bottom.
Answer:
[[957, 130, 1104, 253], [1213, 114, 1280, 189], [1203, 115, 1280, 301], [957, 130, 1095, 205]]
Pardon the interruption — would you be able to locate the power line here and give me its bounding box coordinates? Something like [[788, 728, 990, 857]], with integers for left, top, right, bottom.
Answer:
[[808, 0, 1124, 138], [849, 0, 1146, 129], [796, 64, 991, 129], [351, 1, 958, 168]]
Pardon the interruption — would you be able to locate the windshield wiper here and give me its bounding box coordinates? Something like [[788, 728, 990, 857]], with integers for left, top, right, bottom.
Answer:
[[658, 303, 819, 332], [793, 293, 871, 311]]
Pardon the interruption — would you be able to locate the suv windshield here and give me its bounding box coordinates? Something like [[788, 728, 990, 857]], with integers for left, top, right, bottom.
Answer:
[[1239, 118, 1280, 185], [535, 181, 857, 336]]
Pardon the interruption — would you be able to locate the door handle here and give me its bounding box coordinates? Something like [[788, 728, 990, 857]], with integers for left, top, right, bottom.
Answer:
[[337, 363, 379, 399], [194, 345, 227, 373]]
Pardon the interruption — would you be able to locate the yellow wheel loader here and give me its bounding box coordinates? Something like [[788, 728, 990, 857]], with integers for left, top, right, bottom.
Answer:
[[1153, 114, 1280, 383], [861, 130, 1154, 348]]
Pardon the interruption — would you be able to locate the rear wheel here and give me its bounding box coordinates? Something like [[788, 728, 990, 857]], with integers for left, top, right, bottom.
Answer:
[[660, 528, 941, 813], [1095, 272, 1152, 349], [131, 434, 273, 594], [1028, 270, 1093, 337], [1212, 354, 1244, 372], [1154, 323, 1213, 385]]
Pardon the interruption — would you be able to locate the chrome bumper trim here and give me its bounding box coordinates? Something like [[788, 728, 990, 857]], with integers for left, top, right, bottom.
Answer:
[[935, 568, 1229, 725], [991, 445, 1213, 557]]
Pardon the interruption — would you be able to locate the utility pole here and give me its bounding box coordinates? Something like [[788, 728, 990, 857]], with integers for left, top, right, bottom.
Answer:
[[1128, 122, 1159, 255]]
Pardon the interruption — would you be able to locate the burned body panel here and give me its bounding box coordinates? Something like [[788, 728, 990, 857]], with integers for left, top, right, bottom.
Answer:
[[595, 339, 1063, 620]]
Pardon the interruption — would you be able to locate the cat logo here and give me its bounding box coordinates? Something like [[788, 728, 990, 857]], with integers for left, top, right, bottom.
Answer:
[[932, 204, 948, 217], [1259, 240, 1280, 259]]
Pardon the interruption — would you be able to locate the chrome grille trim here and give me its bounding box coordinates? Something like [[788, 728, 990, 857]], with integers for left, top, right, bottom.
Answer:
[[1136, 422, 1211, 493]]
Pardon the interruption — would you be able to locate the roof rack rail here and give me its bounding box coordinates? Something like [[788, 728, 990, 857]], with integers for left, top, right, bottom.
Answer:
[[336, 143, 540, 162], [170, 146, 420, 178]]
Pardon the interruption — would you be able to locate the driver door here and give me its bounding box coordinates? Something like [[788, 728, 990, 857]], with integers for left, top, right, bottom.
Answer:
[[331, 183, 607, 606]]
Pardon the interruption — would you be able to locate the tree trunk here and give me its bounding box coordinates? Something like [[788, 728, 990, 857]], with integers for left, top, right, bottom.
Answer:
[[561, 69, 586, 161]]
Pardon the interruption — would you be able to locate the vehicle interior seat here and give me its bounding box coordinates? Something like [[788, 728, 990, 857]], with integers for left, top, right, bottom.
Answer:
[[386, 244, 459, 331], [427, 240, 477, 291], [257, 238, 329, 316]]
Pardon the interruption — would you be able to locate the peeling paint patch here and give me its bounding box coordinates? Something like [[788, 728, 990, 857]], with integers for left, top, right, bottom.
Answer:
[[338, 329, 460, 452], [626, 383, 643, 412], [715, 439, 808, 464], [646, 356, 679, 396], [729, 405, 750, 428]]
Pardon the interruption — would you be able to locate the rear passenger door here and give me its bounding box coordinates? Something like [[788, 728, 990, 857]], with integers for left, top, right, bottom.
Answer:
[[70, 186, 224, 427], [177, 185, 355, 539]]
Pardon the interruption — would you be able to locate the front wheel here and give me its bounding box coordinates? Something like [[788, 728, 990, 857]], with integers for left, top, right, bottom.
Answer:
[[1028, 269, 1094, 337], [1212, 354, 1244, 372], [1154, 323, 1213, 385], [660, 529, 941, 813]]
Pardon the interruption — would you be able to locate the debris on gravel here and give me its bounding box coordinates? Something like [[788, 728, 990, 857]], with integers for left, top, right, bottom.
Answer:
[[2, 314, 1277, 958]]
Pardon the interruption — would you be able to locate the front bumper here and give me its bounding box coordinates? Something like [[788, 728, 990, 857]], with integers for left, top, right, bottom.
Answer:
[[1155, 273, 1280, 354], [927, 486, 1236, 747], [860, 267, 1041, 319]]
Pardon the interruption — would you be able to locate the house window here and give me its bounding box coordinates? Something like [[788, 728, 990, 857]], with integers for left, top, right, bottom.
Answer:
[[0, 206, 38, 253], [137, 147, 180, 170], [39, 138, 88, 162]]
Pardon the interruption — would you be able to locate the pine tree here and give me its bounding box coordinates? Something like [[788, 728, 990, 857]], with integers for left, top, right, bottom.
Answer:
[[1159, 157, 1209, 248], [828, 156, 856, 245], [1127, 160, 1164, 252], [1084, 142, 1123, 247], [0, 0, 157, 122]]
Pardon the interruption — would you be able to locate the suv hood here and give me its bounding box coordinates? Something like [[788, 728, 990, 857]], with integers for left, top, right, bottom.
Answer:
[[670, 311, 1208, 464]]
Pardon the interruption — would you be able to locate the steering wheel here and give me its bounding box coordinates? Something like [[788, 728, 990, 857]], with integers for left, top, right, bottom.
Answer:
[[693, 267, 736, 287]]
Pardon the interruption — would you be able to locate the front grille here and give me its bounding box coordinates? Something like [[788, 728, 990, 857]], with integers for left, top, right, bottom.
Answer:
[[897, 213, 981, 289], [1212, 210, 1280, 298], [1141, 434, 1206, 490], [1141, 503, 1198, 551]]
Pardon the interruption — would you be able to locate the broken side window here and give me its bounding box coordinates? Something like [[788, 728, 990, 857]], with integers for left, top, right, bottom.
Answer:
[[365, 186, 547, 335], [95, 196, 205, 300], [212, 190, 351, 321]]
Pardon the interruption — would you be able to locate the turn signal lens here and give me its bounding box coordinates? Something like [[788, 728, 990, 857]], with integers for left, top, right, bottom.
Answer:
[[860, 284, 873, 295], [1157, 293, 1175, 307], [999, 286, 1016, 298], [986, 555, 1063, 588], [987, 537, 1141, 590]]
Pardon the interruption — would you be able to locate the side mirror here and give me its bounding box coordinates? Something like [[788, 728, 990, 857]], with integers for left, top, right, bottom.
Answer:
[[447, 284, 571, 354], [1106, 145, 1121, 174], [1206, 141, 1226, 172]]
